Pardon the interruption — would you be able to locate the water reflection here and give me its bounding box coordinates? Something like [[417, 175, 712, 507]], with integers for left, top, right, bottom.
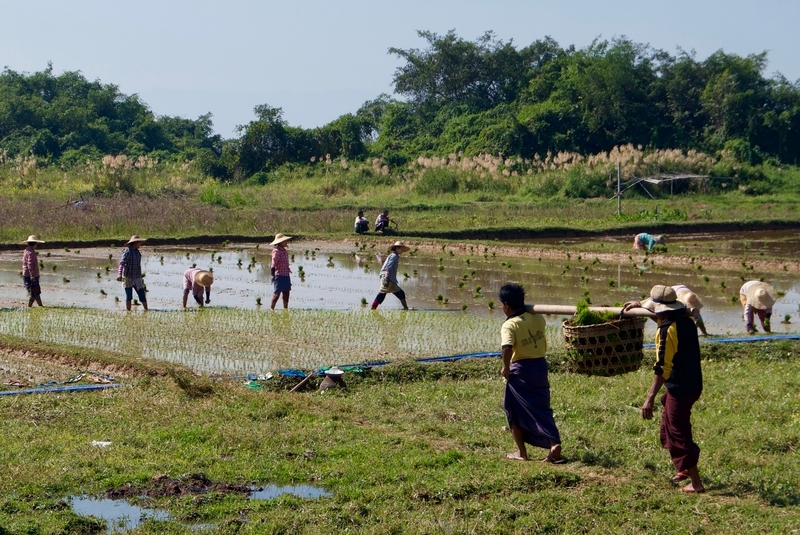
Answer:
[[70, 484, 330, 533], [71, 496, 169, 533], [0, 244, 797, 338]]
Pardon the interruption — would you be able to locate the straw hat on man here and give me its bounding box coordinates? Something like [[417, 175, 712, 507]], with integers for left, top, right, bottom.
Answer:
[[624, 285, 705, 494], [371, 241, 411, 310], [270, 233, 293, 309], [22, 235, 45, 307], [183, 268, 214, 308], [118, 235, 148, 311], [739, 280, 777, 334], [672, 285, 708, 336], [22, 235, 45, 244]]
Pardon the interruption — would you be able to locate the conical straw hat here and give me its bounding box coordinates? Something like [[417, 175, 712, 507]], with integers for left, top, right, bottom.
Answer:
[[21, 235, 45, 244]]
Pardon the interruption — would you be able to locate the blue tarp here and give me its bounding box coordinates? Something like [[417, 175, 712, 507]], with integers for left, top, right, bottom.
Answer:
[[644, 333, 800, 348], [0, 383, 121, 397]]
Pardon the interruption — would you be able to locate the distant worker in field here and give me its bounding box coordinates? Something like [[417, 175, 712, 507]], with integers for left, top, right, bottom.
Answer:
[[374, 210, 396, 233], [117, 235, 148, 311], [633, 233, 666, 251], [739, 280, 776, 334], [498, 283, 563, 463], [354, 210, 369, 234], [22, 235, 45, 307], [624, 285, 704, 493], [270, 233, 293, 310], [182, 268, 214, 308], [371, 241, 410, 310], [672, 285, 709, 336]]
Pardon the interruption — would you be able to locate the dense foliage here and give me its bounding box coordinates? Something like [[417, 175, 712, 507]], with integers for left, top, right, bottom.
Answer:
[[214, 32, 800, 180], [3, 32, 800, 186], [0, 63, 220, 165]]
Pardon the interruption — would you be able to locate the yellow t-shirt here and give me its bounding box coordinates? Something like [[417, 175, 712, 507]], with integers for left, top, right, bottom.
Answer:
[[501, 312, 547, 362]]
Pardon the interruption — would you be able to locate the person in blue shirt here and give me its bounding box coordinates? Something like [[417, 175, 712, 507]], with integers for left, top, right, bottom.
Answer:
[[633, 233, 666, 250]]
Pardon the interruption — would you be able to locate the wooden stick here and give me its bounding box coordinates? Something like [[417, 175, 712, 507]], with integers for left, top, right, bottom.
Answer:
[[289, 374, 313, 393], [525, 304, 656, 318]]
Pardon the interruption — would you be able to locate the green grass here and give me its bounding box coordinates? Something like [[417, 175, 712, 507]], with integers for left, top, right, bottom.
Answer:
[[0, 340, 798, 533], [0, 163, 798, 245]]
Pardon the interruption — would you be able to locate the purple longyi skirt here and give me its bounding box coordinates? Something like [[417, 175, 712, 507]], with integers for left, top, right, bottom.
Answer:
[[504, 357, 561, 450]]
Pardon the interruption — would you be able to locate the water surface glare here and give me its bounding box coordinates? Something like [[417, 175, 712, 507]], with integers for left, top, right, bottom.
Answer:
[[250, 484, 332, 500], [70, 496, 169, 533], [1, 244, 797, 372], [70, 485, 330, 532]]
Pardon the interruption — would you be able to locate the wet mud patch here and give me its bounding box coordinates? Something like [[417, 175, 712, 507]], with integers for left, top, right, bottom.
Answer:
[[105, 473, 251, 500]]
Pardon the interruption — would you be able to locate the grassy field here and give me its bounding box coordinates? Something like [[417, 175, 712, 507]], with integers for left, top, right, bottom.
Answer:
[[0, 339, 798, 533], [1, 159, 799, 244]]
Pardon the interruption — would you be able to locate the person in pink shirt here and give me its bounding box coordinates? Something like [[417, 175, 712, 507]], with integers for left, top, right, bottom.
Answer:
[[270, 233, 292, 309], [21, 235, 44, 307], [182, 268, 214, 308]]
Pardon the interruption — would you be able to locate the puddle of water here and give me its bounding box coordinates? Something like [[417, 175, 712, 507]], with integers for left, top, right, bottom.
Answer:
[[71, 496, 169, 533], [250, 484, 332, 500], [70, 484, 330, 533]]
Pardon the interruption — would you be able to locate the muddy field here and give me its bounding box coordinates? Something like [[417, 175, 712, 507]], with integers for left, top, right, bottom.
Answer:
[[0, 234, 797, 375]]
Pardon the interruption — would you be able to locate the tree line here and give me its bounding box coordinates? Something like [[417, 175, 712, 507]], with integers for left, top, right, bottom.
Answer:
[[3, 32, 800, 181]]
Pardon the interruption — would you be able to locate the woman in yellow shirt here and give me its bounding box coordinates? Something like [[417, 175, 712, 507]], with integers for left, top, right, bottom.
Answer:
[[499, 283, 563, 463]]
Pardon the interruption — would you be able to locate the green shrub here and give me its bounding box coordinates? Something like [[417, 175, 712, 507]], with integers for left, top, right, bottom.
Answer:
[[562, 166, 609, 198], [415, 168, 461, 195]]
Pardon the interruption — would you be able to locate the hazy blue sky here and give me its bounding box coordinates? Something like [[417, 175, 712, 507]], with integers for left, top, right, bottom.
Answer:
[[3, 0, 798, 137]]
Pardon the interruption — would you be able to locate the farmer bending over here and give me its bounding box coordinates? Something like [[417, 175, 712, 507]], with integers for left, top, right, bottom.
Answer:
[[739, 280, 776, 334], [633, 233, 665, 251], [183, 268, 213, 308], [672, 285, 709, 336]]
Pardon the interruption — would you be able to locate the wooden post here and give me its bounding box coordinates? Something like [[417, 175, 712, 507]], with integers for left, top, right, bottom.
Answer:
[[617, 162, 622, 216]]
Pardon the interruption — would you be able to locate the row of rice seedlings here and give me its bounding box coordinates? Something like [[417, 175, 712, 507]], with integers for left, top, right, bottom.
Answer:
[[0, 307, 572, 375]]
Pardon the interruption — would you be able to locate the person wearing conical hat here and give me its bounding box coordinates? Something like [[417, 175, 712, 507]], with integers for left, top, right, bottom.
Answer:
[[117, 235, 148, 311], [182, 268, 214, 308], [371, 241, 410, 310], [21, 235, 45, 307], [672, 285, 709, 336], [739, 280, 776, 334], [269, 233, 293, 309], [624, 285, 704, 493]]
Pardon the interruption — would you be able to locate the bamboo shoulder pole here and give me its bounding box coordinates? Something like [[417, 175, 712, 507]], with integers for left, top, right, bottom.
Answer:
[[525, 304, 656, 319]]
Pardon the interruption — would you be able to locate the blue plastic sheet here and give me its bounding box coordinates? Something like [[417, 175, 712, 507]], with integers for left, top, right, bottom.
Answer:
[[0, 383, 121, 397]]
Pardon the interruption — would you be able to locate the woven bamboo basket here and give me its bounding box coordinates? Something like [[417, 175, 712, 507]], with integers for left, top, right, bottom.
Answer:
[[562, 317, 647, 376]]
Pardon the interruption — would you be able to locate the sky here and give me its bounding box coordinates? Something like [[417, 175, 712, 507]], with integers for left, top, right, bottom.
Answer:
[[2, 0, 799, 138]]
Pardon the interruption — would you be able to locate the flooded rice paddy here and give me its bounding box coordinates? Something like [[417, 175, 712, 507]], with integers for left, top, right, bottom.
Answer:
[[0, 239, 797, 373]]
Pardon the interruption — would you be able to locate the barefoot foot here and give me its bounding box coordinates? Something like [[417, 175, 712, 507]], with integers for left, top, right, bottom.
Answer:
[[680, 483, 705, 493], [505, 452, 528, 461], [542, 443, 564, 464]]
